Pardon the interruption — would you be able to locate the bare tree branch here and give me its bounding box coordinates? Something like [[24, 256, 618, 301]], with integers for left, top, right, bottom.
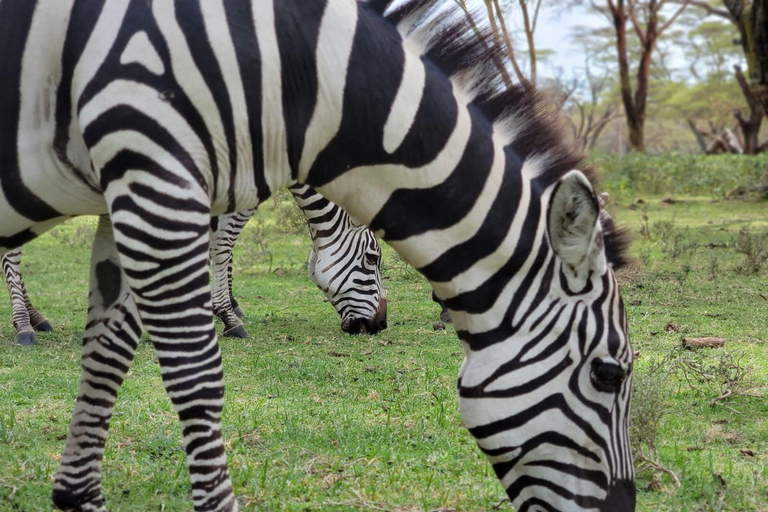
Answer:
[[517, 0, 538, 84], [490, 0, 529, 85], [531, 0, 544, 33], [670, 0, 732, 20], [659, 0, 691, 35], [627, 0, 649, 44], [453, 0, 515, 87]]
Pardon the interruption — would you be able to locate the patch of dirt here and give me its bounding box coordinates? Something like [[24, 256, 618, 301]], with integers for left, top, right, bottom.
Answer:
[[706, 424, 743, 444]]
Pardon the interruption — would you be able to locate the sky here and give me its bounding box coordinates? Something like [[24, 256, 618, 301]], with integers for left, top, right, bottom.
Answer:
[[534, 4, 604, 77]]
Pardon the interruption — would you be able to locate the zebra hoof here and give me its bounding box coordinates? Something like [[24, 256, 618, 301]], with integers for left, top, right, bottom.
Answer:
[[52, 485, 106, 512], [440, 311, 452, 324], [33, 320, 54, 332], [15, 330, 37, 346], [223, 324, 248, 339], [233, 306, 245, 319]]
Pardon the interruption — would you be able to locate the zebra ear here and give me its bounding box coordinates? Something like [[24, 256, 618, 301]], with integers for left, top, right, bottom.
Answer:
[[547, 170, 600, 271]]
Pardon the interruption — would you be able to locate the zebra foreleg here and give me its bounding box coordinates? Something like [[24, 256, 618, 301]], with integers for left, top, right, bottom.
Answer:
[[107, 193, 237, 512], [227, 258, 244, 319], [53, 217, 142, 512]]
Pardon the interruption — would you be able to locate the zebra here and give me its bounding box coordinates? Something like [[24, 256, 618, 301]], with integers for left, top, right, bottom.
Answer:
[[2, 188, 386, 343], [210, 183, 387, 338], [1, 248, 54, 345], [0, 1, 634, 511]]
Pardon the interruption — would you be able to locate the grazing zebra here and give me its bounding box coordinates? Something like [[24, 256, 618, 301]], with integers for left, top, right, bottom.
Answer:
[[1, 248, 53, 345], [0, 1, 634, 511], [3, 190, 385, 343], [210, 183, 387, 338]]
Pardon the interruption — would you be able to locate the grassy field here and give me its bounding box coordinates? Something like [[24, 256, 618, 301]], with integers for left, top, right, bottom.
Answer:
[[1, 191, 767, 511]]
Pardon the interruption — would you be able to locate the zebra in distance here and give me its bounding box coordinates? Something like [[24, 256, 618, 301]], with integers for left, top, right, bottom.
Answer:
[[2, 186, 386, 343], [210, 183, 387, 338], [0, 0, 634, 511]]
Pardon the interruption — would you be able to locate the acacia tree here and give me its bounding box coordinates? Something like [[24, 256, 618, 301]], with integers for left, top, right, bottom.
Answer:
[[665, 14, 763, 152], [601, 0, 690, 152], [677, 0, 768, 151]]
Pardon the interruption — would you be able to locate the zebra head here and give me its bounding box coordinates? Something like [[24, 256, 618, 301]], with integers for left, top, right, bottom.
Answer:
[[454, 170, 634, 512], [306, 214, 387, 335]]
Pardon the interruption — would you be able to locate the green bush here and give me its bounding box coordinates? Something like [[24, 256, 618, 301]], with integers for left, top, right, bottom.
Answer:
[[591, 152, 768, 200]]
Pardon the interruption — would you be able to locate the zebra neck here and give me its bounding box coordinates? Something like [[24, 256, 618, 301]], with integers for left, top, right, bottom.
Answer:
[[288, 184, 356, 245]]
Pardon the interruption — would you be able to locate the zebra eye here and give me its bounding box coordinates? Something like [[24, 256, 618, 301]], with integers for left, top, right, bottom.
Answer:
[[590, 359, 627, 393], [365, 253, 380, 266]]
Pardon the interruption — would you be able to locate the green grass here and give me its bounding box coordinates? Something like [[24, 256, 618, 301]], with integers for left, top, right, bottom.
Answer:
[[1, 194, 767, 511]]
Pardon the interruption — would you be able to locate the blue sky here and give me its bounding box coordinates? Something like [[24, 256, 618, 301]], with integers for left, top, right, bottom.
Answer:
[[535, 4, 603, 76]]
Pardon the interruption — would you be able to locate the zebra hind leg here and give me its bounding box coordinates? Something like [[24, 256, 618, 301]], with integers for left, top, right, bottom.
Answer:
[[52, 217, 142, 511], [210, 210, 254, 339], [2, 249, 38, 345], [21, 261, 54, 332], [211, 237, 247, 338]]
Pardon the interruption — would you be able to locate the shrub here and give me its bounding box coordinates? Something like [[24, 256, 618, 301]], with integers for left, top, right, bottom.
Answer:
[[591, 152, 768, 200], [733, 226, 768, 275]]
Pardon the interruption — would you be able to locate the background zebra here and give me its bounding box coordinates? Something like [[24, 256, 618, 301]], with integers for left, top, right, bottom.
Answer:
[[3, 186, 386, 343], [0, 1, 634, 511], [210, 183, 387, 338]]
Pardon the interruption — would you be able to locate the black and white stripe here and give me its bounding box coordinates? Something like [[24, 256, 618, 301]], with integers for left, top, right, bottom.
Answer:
[[1, 248, 53, 345], [0, 1, 634, 511]]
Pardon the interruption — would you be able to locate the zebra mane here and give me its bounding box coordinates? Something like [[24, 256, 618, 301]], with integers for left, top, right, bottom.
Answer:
[[600, 212, 631, 270], [364, 0, 629, 269]]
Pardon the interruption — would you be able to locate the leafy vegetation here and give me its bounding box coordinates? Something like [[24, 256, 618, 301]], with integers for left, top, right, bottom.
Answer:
[[1, 182, 768, 511], [594, 151, 768, 199]]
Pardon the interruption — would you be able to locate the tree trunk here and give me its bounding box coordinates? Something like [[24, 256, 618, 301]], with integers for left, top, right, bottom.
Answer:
[[687, 119, 709, 152], [756, 0, 768, 115], [612, 0, 644, 152], [734, 64, 764, 153], [725, 0, 768, 116], [628, 117, 645, 151]]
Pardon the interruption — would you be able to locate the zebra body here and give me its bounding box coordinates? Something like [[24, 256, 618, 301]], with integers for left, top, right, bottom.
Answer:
[[0, 1, 634, 511]]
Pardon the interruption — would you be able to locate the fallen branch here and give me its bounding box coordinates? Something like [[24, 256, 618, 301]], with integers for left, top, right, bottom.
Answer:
[[682, 337, 726, 349], [636, 456, 682, 488], [492, 498, 511, 510], [710, 389, 740, 414]]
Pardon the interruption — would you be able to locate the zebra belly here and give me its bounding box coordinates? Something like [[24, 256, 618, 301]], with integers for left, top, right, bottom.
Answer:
[[0, 0, 105, 245]]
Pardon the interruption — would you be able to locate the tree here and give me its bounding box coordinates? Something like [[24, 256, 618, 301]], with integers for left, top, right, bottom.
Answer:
[[665, 12, 765, 152], [679, 0, 768, 152], [600, 0, 690, 152], [724, 0, 768, 116]]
